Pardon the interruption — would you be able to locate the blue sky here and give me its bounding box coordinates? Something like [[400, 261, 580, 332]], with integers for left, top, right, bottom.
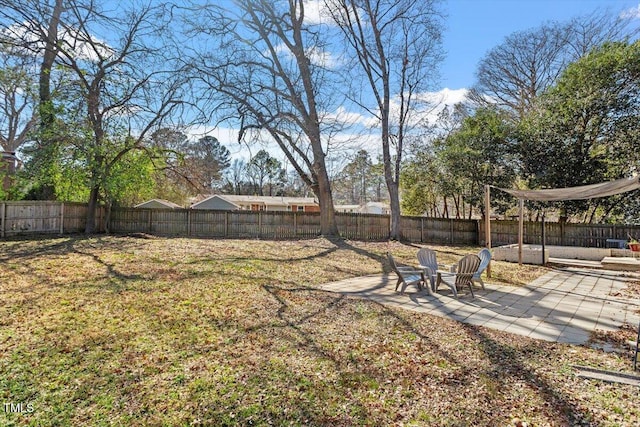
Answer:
[[441, 0, 640, 90], [197, 0, 640, 162]]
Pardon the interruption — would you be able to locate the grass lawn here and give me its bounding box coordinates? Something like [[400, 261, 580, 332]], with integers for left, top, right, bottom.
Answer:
[[1, 235, 638, 426]]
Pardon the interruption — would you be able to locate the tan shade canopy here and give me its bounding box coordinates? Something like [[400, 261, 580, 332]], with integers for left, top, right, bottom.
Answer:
[[496, 176, 640, 202]]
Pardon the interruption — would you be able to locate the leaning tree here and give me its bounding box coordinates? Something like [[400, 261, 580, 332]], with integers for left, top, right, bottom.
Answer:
[[186, 0, 341, 236], [325, 0, 445, 239]]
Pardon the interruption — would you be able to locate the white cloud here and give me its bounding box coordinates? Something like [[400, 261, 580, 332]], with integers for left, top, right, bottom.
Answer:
[[272, 42, 341, 69], [413, 87, 470, 126], [303, 0, 333, 26], [306, 46, 341, 68], [418, 87, 469, 106], [351, 87, 470, 129], [323, 106, 369, 127], [621, 4, 640, 19], [59, 29, 114, 62]]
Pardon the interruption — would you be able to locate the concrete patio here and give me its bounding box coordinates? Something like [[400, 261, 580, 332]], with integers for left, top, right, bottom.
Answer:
[[319, 267, 640, 346]]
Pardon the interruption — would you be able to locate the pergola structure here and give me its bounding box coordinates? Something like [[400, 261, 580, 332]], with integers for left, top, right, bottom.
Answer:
[[484, 176, 640, 267]]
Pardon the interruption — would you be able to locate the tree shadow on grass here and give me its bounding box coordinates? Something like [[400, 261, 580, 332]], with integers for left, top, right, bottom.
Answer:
[[0, 235, 148, 295], [236, 282, 598, 425], [238, 285, 477, 422], [461, 322, 593, 425], [0, 234, 147, 263]]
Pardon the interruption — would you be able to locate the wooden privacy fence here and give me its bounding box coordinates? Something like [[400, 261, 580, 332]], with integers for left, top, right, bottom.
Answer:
[[109, 207, 478, 243], [401, 216, 478, 245], [0, 201, 104, 237], [2, 201, 639, 247], [480, 220, 640, 248], [109, 208, 397, 241]]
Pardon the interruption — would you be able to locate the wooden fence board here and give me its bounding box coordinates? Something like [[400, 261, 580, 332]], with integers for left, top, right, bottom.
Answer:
[[296, 212, 322, 238], [0, 201, 104, 236], [190, 210, 226, 237], [149, 209, 188, 235], [110, 208, 149, 233], [63, 203, 87, 233], [4, 201, 59, 234]]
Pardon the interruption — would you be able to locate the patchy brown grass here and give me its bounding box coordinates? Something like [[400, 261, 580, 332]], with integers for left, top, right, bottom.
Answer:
[[0, 235, 638, 426]]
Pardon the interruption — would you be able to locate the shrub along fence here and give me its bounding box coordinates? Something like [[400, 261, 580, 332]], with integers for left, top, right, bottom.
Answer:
[[1, 201, 639, 247]]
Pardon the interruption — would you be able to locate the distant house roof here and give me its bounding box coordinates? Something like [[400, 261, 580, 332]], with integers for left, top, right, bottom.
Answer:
[[191, 194, 318, 209], [359, 202, 390, 214], [134, 199, 183, 209]]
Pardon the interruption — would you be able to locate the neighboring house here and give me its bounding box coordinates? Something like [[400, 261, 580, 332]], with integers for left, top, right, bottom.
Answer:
[[334, 204, 361, 213], [335, 202, 391, 215], [191, 194, 320, 212], [134, 199, 183, 209], [359, 202, 391, 215]]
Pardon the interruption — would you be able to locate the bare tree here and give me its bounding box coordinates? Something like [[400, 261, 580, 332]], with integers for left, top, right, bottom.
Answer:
[[0, 46, 37, 153], [1, 0, 188, 231], [54, 1, 188, 232], [325, 0, 444, 239], [333, 149, 374, 204], [187, 0, 339, 236], [0, 0, 65, 134], [0, 0, 65, 198], [38, 0, 63, 135], [224, 158, 248, 195], [469, 9, 639, 119]]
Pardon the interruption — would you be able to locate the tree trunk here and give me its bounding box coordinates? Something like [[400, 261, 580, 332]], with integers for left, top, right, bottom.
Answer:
[[313, 159, 338, 237], [85, 185, 99, 234], [104, 202, 112, 234], [443, 196, 449, 219], [34, 0, 63, 200], [290, 5, 338, 238], [381, 101, 400, 239], [39, 0, 63, 131], [388, 182, 401, 239]]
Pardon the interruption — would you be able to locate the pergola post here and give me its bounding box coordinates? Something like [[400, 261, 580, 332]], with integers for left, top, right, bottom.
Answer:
[[484, 185, 492, 278], [518, 198, 524, 265]]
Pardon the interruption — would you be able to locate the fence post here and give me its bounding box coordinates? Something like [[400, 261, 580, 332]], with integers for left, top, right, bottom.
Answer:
[[449, 219, 454, 245], [60, 202, 64, 234], [187, 210, 191, 236], [258, 211, 262, 238], [293, 212, 297, 237], [518, 199, 524, 265], [386, 214, 391, 239], [0, 202, 5, 238], [225, 211, 229, 237]]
